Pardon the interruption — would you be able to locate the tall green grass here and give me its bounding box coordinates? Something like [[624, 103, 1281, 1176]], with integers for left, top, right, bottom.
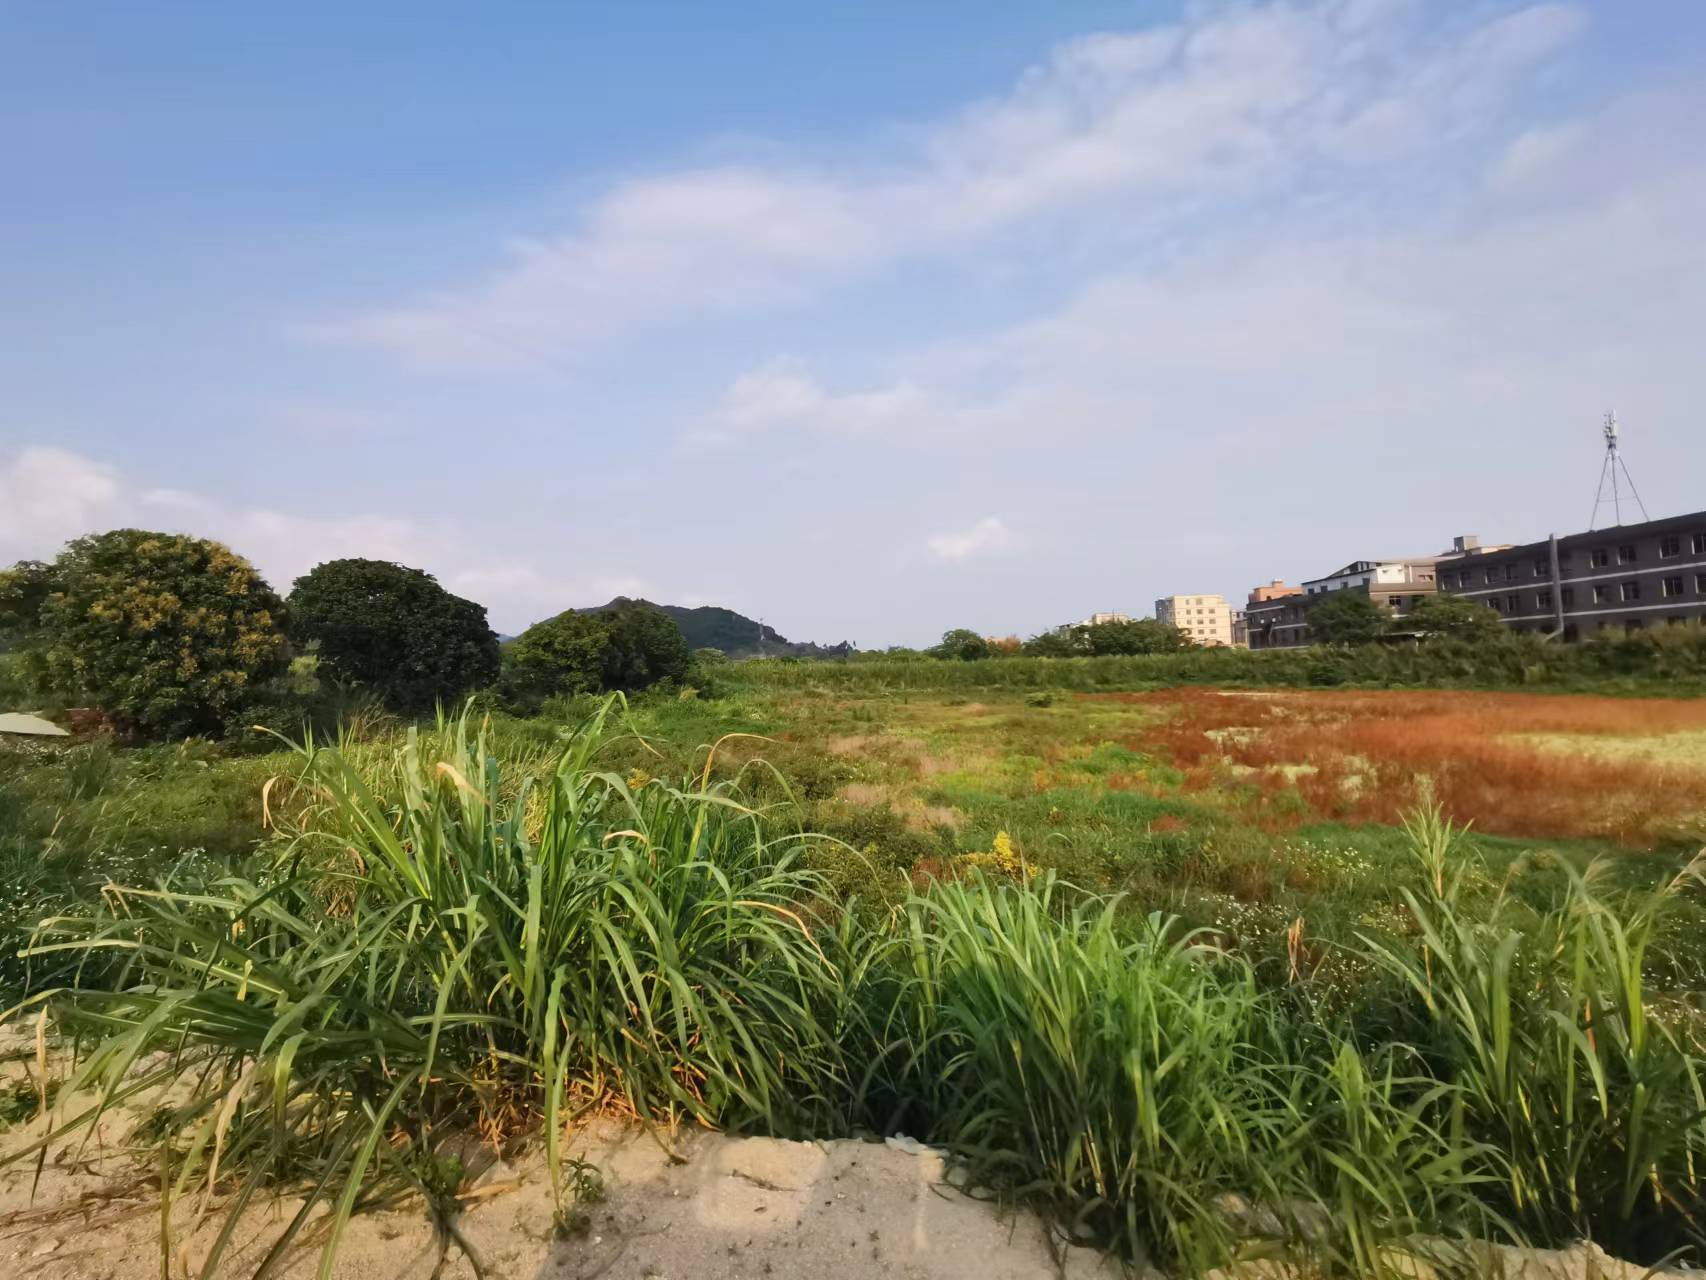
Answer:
[[13, 700, 846, 1276], [8, 702, 1704, 1275], [722, 626, 1706, 696]]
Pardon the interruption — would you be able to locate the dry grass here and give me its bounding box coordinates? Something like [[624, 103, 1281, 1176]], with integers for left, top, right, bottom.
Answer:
[[1091, 689, 1706, 847]]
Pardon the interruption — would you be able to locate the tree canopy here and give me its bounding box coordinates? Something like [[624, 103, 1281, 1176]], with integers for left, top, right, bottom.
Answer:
[[288, 558, 500, 712], [39, 530, 288, 736], [1081, 618, 1192, 655], [1400, 593, 1508, 642], [1307, 590, 1388, 646], [0, 560, 58, 646], [1022, 619, 1190, 656], [930, 629, 994, 661], [501, 599, 690, 711]]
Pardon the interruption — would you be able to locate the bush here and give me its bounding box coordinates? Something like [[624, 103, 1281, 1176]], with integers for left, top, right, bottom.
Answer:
[[1307, 591, 1389, 646], [37, 530, 288, 738], [501, 601, 691, 712], [287, 559, 499, 713], [930, 628, 994, 661]]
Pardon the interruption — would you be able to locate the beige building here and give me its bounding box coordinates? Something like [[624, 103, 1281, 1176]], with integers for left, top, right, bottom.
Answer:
[[1154, 593, 1234, 647]]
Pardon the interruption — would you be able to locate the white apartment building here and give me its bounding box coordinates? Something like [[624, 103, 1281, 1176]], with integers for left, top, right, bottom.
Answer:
[[1154, 593, 1234, 647]]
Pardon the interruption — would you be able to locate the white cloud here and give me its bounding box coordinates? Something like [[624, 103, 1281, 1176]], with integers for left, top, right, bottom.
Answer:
[[0, 447, 121, 554], [692, 359, 936, 442], [927, 517, 1019, 563], [313, 2, 1585, 366], [0, 446, 644, 633]]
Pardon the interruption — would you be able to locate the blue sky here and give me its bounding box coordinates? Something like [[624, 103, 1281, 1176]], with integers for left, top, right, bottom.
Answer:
[[4, 1, 1705, 644]]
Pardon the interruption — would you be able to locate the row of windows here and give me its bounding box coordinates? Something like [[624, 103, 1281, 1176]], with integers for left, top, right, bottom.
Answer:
[[1488, 573, 1706, 614], [1445, 531, 1706, 589]]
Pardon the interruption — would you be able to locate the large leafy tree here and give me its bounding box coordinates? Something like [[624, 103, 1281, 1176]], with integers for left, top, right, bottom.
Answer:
[[1307, 590, 1388, 646], [501, 600, 689, 711], [600, 599, 692, 690], [1082, 619, 1191, 655], [40, 530, 288, 737], [288, 559, 499, 712], [931, 629, 994, 661], [1400, 593, 1507, 642], [0, 559, 59, 645]]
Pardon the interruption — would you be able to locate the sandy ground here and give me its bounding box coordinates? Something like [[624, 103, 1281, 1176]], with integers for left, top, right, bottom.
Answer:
[[0, 1098, 1118, 1280], [0, 1040, 1681, 1280]]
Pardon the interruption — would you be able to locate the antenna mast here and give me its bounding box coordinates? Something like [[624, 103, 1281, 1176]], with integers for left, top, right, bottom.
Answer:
[[1588, 410, 1649, 530]]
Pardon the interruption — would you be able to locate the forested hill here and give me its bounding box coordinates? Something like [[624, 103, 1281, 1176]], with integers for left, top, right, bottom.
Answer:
[[579, 598, 853, 660]]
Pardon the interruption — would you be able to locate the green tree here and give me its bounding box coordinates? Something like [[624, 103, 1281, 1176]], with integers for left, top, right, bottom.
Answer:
[[288, 559, 499, 712], [0, 560, 59, 645], [39, 529, 288, 737], [1022, 626, 1089, 657], [501, 600, 689, 711], [600, 599, 692, 690], [1307, 590, 1388, 646], [1400, 593, 1507, 642], [500, 611, 610, 710], [931, 628, 994, 661], [1082, 618, 1192, 655]]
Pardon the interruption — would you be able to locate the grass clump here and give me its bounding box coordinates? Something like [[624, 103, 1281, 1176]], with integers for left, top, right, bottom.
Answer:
[[6, 700, 1705, 1276], [13, 698, 846, 1275]]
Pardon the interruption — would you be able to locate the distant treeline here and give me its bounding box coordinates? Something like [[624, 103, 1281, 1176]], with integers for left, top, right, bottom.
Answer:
[[721, 626, 1706, 694]]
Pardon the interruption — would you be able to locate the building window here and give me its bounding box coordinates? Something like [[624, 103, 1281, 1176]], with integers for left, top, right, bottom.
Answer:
[[1504, 564, 1517, 581], [1489, 598, 1502, 613], [1483, 568, 1497, 585], [1699, 573, 1706, 593], [1593, 584, 1611, 604], [1533, 557, 1548, 576], [1618, 544, 1637, 563], [1563, 624, 1579, 642], [1621, 580, 1641, 602], [1506, 593, 1520, 612], [1591, 548, 1609, 568], [1695, 533, 1706, 555], [1536, 590, 1553, 610], [1660, 535, 1681, 558], [1663, 576, 1685, 598], [1561, 587, 1574, 607]]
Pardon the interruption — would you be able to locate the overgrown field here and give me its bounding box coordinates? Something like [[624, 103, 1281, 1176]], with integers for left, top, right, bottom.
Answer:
[[3, 678, 1705, 1274]]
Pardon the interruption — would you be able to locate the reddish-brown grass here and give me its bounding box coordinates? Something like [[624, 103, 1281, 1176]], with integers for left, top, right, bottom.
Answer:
[[1083, 689, 1706, 847]]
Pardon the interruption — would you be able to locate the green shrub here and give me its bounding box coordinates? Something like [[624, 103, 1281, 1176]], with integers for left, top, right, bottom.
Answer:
[[287, 558, 499, 713], [36, 530, 289, 738]]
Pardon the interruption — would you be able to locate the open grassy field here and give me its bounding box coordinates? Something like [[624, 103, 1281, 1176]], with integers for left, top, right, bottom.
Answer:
[[4, 677, 1705, 1273]]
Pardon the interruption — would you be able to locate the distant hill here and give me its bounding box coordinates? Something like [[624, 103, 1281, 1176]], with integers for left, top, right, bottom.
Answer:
[[580, 598, 853, 660]]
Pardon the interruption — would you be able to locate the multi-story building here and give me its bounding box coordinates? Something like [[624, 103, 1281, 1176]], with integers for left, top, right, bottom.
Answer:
[[1243, 581, 1302, 651], [1251, 556, 1442, 649], [1077, 611, 1134, 627], [1436, 512, 1706, 639], [1155, 594, 1234, 647], [1230, 609, 1249, 648]]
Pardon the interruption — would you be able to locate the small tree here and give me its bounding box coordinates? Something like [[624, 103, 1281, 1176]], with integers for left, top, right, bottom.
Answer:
[[501, 600, 690, 711], [40, 529, 288, 737], [1082, 618, 1191, 655], [500, 611, 610, 710], [600, 599, 692, 690], [288, 559, 499, 712], [1307, 591, 1387, 647], [1400, 593, 1507, 643], [931, 629, 993, 661], [1022, 627, 1089, 657]]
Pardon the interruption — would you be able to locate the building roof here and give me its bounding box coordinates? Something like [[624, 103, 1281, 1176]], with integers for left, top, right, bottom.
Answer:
[[0, 712, 70, 737]]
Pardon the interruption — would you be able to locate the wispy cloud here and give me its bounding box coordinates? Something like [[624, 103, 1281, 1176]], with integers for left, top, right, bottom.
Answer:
[[310, 2, 1585, 367], [928, 516, 1019, 563]]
